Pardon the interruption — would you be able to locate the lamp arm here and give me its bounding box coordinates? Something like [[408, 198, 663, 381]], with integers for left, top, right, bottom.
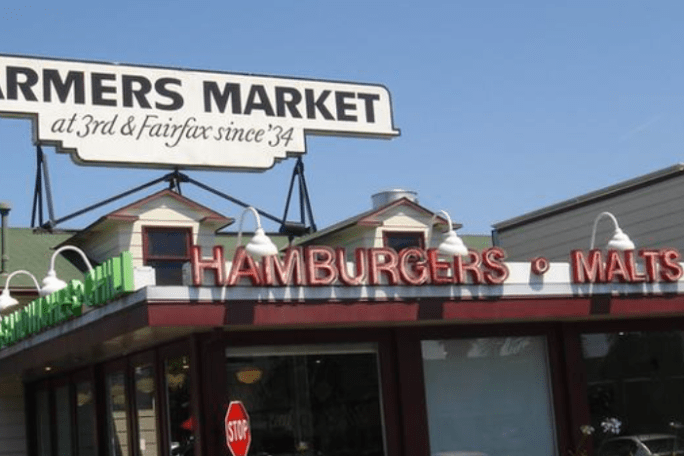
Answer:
[[49, 245, 94, 273], [427, 210, 453, 249], [590, 212, 621, 250], [236, 207, 263, 249], [3, 270, 42, 294]]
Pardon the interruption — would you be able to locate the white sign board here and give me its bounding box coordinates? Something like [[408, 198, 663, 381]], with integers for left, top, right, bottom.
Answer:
[[0, 55, 399, 170]]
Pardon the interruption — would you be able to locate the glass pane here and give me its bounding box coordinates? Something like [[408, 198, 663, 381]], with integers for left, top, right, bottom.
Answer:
[[147, 260, 186, 286], [76, 381, 97, 456], [165, 355, 193, 456], [106, 371, 130, 456], [147, 230, 188, 257], [225, 344, 385, 456], [35, 388, 52, 456], [581, 331, 684, 454], [385, 232, 423, 252], [421, 337, 557, 456], [55, 384, 73, 456], [135, 364, 159, 456]]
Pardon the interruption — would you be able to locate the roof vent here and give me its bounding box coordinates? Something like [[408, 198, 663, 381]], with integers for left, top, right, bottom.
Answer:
[[371, 189, 418, 209]]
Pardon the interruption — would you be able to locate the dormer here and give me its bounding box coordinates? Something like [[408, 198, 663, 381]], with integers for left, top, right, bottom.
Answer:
[[60, 189, 233, 285], [295, 190, 469, 254]]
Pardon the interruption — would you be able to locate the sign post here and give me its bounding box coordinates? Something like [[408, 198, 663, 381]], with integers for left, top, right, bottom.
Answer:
[[225, 401, 251, 456]]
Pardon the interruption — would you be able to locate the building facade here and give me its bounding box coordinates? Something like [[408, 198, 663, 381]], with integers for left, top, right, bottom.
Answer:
[[1, 188, 684, 456]]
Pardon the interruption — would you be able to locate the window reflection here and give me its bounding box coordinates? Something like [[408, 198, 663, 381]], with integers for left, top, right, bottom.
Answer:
[[135, 364, 158, 456], [422, 336, 557, 456], [165, 355, 193, 456], [106, 372, 130, 456], [582, 331, 684, 455], [225, 344, 385, 456]]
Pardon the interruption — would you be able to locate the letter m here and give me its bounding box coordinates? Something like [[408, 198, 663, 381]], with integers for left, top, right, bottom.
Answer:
[[203, 81, 241, 114], [571, 249, 605, 283]]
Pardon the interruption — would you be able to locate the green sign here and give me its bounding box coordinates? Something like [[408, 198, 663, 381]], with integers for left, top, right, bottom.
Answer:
[[0, 251, 134, 348]]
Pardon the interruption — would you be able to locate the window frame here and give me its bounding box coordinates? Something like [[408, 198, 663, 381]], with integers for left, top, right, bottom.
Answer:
[[393, 321, 569, 456], [142, 226, 192, 286], [199, 327, 402, 456], [382, 230, 425, 253]]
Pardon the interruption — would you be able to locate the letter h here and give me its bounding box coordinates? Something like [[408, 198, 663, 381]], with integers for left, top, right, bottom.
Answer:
[[192, 245, 225, 286]]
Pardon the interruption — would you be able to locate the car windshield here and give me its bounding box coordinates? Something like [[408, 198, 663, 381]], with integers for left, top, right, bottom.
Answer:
[[643, 437, 683, 454]]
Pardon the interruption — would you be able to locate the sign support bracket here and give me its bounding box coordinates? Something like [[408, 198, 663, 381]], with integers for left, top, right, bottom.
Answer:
[[280, 157, 316, 238], [31, 145, 56, 229], [34, 165, 317, 237]]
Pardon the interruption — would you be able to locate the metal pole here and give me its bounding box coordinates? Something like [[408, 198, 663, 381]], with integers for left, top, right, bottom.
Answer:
[[38, 146, 56, 226], [0, 202, 11, 274]]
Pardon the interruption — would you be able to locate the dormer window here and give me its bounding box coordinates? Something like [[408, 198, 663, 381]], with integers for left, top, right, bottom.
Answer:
[[143, 227, 192, 285], [383, 231, 424, 253]]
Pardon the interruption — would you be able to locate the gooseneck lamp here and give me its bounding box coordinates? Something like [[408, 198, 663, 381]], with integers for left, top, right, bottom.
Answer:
[[41, 245, 94, 297], [589, 212, 635, 251], [0, 270, 42, 312], [427, 210, 469, 257], [235, 207, 279, 258]]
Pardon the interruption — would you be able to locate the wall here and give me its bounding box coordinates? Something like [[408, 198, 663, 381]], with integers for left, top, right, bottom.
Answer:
[[494, 172, 684, 261]]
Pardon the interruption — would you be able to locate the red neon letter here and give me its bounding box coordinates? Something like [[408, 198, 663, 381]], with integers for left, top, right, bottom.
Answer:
[[368, 248, 400, 285], [191, 245, 225, 286], [226, 248, 262, 286], [263, 247, 304, 286], [640, 249, 659, 282], [571, 250, 605, 283], [337, 248, 368, 286], [660, 249, 683, 282], [454, 251, 483, 284], [398, 247, 428, 285], [483, 247, 509, 285], [605, 250, 629, 283], [427, 248, 452, 285], [305, 246, 338, 286]]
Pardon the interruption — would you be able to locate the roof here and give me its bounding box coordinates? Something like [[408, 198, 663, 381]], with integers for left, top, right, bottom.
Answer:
[[1, 228, 85, 289], [493, 163, 684, 231], [61, 189, 234, 247], [460, 234, 493, 251], [293, 197, 459, 246]]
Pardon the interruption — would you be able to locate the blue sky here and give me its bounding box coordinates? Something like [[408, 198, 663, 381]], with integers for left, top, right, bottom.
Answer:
[[1, 1, 684, 235]]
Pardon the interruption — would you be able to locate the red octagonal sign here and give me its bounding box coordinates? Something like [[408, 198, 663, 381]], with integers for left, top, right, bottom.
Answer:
[[225, 401, 251, 456]]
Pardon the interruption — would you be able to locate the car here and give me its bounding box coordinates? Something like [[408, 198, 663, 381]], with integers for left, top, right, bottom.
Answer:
[[597, 434, 684, 456]]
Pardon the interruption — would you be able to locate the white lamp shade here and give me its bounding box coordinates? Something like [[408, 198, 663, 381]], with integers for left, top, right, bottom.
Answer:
[[607, 228, 635, 251], [438, 231, 469, 257], [41, 270, 68, 296], [0, 289, 19, 311], [245, 228, 279, 258]]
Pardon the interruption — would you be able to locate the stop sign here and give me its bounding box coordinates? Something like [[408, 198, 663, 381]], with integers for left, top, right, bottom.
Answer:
[[225, 401, 251, 456]]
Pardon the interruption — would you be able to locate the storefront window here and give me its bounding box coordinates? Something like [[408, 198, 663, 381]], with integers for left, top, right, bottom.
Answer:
[[134, 363, 159, 456], [106, 371, 131, 456], [225, 344, 385, 456], [421, 336, 557, 456], [165, 355, 193, 456], [581, 331, 684, 454]]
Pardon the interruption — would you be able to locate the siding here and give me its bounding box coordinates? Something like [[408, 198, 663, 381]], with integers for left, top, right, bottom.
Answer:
[[495, 173, 684, 261], [0, 377, 26, 456]]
